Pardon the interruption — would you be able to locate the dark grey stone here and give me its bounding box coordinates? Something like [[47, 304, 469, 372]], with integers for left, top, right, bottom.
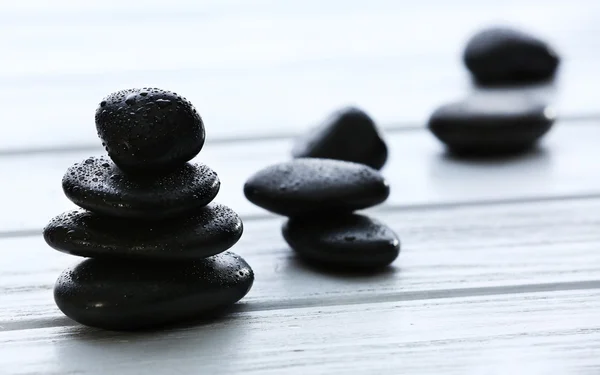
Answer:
[[43, 203, 242, 260], [464, 27, 560, 85], [282, 214, 400, 269], [95, 88, 205, 173], [244, 158, 389, 217], [63, 156, 219, 219], [292, 107, 388, 169], [428, 97, 555, 155], [54, 252, 254, 330]]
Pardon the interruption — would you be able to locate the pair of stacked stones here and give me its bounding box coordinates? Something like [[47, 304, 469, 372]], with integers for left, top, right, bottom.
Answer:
[[43, 88, 253, 331], [245, 108, 400, 270], [428, 26, 561, 155]]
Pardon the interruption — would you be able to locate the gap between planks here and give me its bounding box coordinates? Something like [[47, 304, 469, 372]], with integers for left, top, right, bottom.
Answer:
[[3, 190, 600, 240], [3, 280, 600, 332], [4, 196, 600, 331], [2, 290, 600, 374], [0, 115, 599, 158], [4, 119, 600, 232]]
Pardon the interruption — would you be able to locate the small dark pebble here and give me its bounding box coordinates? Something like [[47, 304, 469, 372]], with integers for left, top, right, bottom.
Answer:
[[95, 88, 205, 173], [244, 158, 390, 217], [63, 156, 219, 220], [292, 107, 388, 170], [54, 251, 254, 330], [282, 214, 400, 269], [43, 203, 242, 261], [428, 97, 555, 155], [464, 26, 560, 85]]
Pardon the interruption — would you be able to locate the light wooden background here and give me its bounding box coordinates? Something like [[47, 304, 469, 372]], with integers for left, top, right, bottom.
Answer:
[[1, 1, 600, 374]]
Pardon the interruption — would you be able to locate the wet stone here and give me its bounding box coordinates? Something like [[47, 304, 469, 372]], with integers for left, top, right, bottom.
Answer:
[[54, 252, 254, 331], [43, 203, 242, 261], [292, 107, 388, 170], [95, 88, 205, 173], [282, 214, 400, 269], [244, 158, 390, 217], [63, 156, 220, 220]]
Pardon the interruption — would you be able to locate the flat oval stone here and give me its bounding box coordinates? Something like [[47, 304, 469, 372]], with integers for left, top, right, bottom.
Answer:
[[43, 203, 242, 260], [244, 158, 390, 216], [54, 251, 254, 330], [282, 214, 400, 269], [292, 107, 388, 169], [63, 156, 219, 219], [95, 88, 205, 173], [464, 27, 560, 85], [427, 96, 555, 155]]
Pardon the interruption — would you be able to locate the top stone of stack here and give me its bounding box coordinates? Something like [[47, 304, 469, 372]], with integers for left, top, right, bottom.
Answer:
[[95, 88, 205, 174]]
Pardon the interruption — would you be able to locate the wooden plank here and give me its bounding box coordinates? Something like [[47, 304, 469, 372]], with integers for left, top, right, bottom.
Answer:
[[1, 290, 600, 374], [3, 197, 600, 328], [0, 0, 598, 149], [2, 121, 600, 233]]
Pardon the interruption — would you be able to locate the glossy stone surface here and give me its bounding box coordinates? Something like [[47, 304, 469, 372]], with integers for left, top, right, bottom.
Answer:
[[292, 107, 388, 169], [427, 97, 556, 155], [63, 156, 219, 219], [95, 88, 205, 173], [282, 214, 400, 269], [464, 27, 560, 85], [43, 203, 242, 260], [244, 158, 390, 217], [54, 252, 254, 330]]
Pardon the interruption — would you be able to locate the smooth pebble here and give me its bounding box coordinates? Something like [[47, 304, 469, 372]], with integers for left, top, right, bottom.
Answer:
[[282, 214, 400, 269], [292, 107, 388, 169], [464, 26, 560, 85], [54, 252, 254, 330], [43, 203, 242, 260], [95, 88, 205, 173], [428, 97, 555, 155], [63, 156, 219, 219], [244, 158, 390, 216]]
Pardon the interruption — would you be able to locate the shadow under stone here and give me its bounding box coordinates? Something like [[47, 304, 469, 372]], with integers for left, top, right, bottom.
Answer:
[[287, 254, 399, 279]]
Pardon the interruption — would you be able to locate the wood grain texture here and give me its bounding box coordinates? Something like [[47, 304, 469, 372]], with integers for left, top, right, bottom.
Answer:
[[3, 196, 600, 329], [1, 290, 599, 374], [1, 121, 599, 233], [1, 2, 600, 373], [0, 0, 598, 149]]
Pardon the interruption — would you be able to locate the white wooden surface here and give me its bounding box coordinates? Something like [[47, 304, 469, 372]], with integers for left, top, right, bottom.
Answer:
[[2, 291, 600, 374], [1, 0, 600, 150], [2, 1, 600, 374]]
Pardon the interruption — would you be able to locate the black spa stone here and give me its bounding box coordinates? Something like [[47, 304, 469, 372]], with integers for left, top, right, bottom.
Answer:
[[95, 88, 205, 173], [292, 107, 388, 169], [53, 252, 254, 331], [43, 203, 242, 261], [244, 158, 390, 217], [63, 156, 219, 220], [282, 214, 400, 269], [427, 97, 555, 155], [464, 26, 560, 85]]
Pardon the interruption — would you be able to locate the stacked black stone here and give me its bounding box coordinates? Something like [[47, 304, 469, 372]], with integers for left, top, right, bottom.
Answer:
[[43, 88, 254, 331], [428, 26, 560, 155], [428, 96, 556, 155], [463, 27, 560, 85], [244, 158, 400, 270]]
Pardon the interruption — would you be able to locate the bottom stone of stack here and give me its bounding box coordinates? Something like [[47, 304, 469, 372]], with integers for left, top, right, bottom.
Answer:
[[54, 251, 254, 331], [282, 213, 400, 270]]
